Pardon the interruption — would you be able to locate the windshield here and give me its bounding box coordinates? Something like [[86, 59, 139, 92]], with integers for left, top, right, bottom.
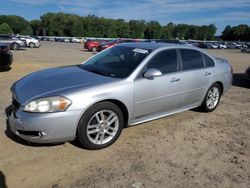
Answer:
[[79, 45, 152, 78]]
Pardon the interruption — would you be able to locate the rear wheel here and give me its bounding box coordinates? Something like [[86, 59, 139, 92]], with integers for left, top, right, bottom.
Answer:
[[77, 102, 124, 149], [200, 83, 221, 112], [11, 43, 19, 50]]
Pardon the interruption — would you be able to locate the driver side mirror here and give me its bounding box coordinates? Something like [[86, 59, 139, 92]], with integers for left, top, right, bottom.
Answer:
[[143, 68, 162, 79]]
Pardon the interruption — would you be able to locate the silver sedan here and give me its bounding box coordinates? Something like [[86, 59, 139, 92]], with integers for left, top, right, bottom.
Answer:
[[6, 43, 232, 149]]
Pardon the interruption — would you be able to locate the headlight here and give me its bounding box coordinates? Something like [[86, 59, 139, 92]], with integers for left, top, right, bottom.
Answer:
[[24, 96, 72, 113]]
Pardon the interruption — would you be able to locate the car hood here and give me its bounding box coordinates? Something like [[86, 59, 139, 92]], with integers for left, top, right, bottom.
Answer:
[[11, 65, 116, 105]]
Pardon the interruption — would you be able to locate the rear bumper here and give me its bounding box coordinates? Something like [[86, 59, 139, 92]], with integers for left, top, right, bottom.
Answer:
[[6, 105, 82, 144]]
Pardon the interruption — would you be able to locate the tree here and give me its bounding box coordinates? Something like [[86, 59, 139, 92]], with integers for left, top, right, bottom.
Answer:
[[173, 24, 189, 39], [144, 21, 162, 39], [1, 13, 228, 40], [0, 15, 32, 34], [0, 23, 13, 34], [161, 24, 173, 39], [30, 20, 42, 36], [221, 24, 250, 41], [129, 20, 146, 38]]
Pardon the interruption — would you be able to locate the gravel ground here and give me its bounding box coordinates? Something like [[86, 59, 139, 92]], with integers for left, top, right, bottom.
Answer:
[[0, 42, 249, 188]]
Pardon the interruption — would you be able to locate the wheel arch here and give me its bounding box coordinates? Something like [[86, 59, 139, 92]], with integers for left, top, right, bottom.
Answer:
[[96, 99, 129, 127], [78, 99, 129, 129], [213, 81, 224, 94]]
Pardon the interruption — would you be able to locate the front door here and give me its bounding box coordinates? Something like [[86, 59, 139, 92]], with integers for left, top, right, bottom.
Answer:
[[134, 49, 183, 118]]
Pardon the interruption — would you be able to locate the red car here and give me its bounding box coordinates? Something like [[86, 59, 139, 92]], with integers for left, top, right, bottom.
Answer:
[[84, 40, 110, 52], [84, 40, 100, 52]]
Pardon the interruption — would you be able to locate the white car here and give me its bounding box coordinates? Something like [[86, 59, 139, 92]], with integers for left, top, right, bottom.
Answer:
[[0, 35, 25, 50], [218, 44, 227, 49], [18, 36, 40, 48], [72, 37, 82, 43], [207, 43, 218, 49]]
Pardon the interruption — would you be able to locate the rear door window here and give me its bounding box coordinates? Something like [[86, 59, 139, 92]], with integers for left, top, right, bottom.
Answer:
[[180, 49, 204, 70]]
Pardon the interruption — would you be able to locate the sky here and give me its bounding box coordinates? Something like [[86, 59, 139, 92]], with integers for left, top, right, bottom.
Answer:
[[0, 0, 250, 35]]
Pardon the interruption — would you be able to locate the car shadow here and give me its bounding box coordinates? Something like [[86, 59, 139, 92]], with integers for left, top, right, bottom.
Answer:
[[0, 171, 7, 188], [80, 49, 88, 52], [15, 48, 27, 51], [233, 73, 250, 89], [0, 67, 11, 72]]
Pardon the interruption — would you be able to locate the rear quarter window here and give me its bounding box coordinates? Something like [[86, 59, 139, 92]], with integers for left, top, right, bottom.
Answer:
[[180, 49, 204, 70], [202, 53, 215, 67]]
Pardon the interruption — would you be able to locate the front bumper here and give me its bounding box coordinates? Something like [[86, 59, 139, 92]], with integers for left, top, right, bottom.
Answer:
[[6, 105, 82, 144], [35, 42, 40, 47]]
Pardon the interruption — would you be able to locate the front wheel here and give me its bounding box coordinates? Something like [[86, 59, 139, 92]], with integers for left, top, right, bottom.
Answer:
[[91, 47, 97, 52], [200, 83, 222, 112], [77, 102, 124, 149], [29, 42, 35, 48]]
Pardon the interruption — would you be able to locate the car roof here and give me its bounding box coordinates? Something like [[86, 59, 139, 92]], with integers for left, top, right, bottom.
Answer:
[[119, 42, 197, 51], [119, 42, 216, 60]]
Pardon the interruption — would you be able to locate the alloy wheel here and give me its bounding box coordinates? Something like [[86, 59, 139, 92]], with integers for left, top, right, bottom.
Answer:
[[206, 87, 220, 109], [86, 110, 119, 145]]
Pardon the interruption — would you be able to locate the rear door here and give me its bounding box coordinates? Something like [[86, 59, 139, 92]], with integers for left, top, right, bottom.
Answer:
[[176, 49, 212, 108]]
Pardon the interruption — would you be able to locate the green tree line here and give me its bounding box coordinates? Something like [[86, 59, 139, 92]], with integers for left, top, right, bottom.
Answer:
[[0, 13, 249, 41], [221, 24, 250, 41]]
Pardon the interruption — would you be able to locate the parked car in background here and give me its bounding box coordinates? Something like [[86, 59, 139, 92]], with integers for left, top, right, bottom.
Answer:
[[233, 42, 242, 49], [0, 43, 13, 69], [243, 66, 250, 82], [198, 43, 210, 49], [241, 45, 250, 53], [63, 38, 70, 42], [0, 34, 25, 50], [16, 35, 40, 48], [6, 43, 232, 149], [84, 40, 110, 52], [225, 42, 237, 49], [207, 43, 218, 49], [218, 43, 227, 49], [72, 37, 83, 43], [54, 38, 64, 42]]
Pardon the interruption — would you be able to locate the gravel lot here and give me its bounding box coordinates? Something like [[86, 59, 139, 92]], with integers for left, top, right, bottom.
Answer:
[[0, 42, 249, 188]]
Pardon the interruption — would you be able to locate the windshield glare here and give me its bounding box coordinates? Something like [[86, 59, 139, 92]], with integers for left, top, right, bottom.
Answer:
[[79, 46, 151, 78]]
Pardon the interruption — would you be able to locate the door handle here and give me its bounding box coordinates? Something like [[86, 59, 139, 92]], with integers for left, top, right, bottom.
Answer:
[[205, 72, 212, 76], [171, 78, 180, 83]]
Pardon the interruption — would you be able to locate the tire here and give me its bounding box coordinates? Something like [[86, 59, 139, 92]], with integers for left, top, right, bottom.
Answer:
[[91, 47, 97, 52], [199, 83, 222, 112], [77, 102, 124, 149], [11, 43, 19, 50], [29, 42, 35, 48], [242, 49, 246, 53]]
